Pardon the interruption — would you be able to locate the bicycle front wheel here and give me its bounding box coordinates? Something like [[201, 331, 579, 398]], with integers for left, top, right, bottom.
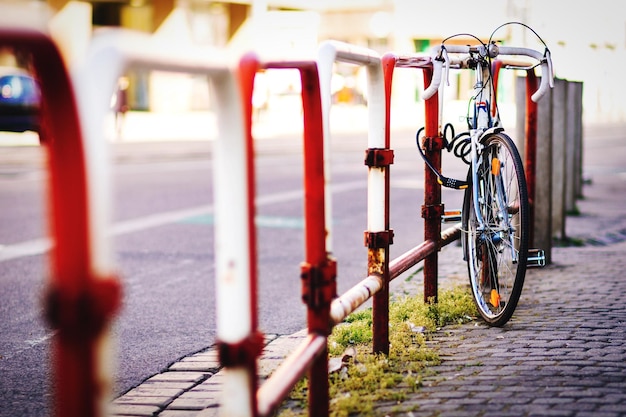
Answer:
[[462, 132, 529, 326]]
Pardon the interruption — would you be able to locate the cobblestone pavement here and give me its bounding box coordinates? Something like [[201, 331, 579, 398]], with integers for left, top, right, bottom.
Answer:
[[377, 155, 626, 417], [111, 126, 626, 417], [384, 242, 626, 417]]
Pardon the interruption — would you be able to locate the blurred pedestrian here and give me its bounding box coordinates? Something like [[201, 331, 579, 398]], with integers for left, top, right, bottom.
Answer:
[[113, 76, 129, 140]]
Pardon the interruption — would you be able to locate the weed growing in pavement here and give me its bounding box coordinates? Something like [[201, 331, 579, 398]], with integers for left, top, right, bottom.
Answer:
[[277, 286, 477, 417]]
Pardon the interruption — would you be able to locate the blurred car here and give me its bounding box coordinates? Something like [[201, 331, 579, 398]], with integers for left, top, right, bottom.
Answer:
[[0, 66, 40, 133]]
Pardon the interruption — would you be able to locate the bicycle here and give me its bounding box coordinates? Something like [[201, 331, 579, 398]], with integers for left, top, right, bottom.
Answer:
[[416, 23, 554, 326]]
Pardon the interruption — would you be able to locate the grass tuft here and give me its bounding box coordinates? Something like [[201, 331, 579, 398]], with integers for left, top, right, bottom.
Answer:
[[277, 286, 477, 416]]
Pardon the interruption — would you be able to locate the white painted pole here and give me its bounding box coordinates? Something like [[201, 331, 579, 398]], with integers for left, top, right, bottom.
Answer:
[[74, 29, 252, 416], [74, 29, 238, 276], [317, 41, 386, 243]]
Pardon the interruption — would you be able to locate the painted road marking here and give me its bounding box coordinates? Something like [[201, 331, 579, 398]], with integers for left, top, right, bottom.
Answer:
[[1, 177, 423, 262], [0, 179, 370, 263], [182, 214, 304, 229]]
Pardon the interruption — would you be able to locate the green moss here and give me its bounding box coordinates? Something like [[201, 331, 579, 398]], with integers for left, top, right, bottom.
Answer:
[[277, 286, 478, 417]]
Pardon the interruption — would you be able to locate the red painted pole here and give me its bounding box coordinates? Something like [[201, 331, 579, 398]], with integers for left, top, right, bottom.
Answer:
[[239, 55, 261, 340], [491, 60, 504, 118], [525, 69, 539, 247], [366, 53, 398, 355], [41, 45, 102, 417], [215, 52, 264, 417], [0, 28, 122, 417], [421, 66, 442, 304], [299, 63, 335, 417]]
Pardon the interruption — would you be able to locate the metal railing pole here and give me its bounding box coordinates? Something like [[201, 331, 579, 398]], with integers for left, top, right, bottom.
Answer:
[[329, 224, 461, 325], [214, 53, 263, 417], [299, 62, 334, 417], [237, 53, 336, 417], [525, 69, 539, 247], [256, 334, 327, 416], [0, 20, 122, 417], [73, 29, 250, 417], [382, 52, 444, 303], [318, 41, 390, 354], [421, 66, 442, 304]]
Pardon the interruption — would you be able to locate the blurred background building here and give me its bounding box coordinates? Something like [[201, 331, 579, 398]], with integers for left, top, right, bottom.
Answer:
[[4, 0, 626, 129]]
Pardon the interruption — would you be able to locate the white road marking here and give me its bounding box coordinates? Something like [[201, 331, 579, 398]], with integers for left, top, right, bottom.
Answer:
[[0, 179, 376, 263]]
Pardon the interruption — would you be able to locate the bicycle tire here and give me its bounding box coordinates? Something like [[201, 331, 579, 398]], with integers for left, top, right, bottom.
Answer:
[[462, 132, 529, 326]]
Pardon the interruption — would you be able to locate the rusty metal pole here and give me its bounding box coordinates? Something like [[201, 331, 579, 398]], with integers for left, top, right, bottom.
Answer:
[[491, 60, 503, 118], [215, 52, 264, 417], [3, 29, 124, 417], [299, 64, 336, 417], [364, 53, 398, 355], [421, 66, 442, 304], [39, 44, 101, 417], [525, 69, 539, 246]]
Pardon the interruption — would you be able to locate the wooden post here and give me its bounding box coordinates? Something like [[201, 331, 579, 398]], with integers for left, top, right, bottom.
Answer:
[[534, 78, 553, 263], [551, 78, 567, 240]]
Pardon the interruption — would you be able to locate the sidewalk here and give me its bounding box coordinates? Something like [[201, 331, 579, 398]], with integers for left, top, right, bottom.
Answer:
[[109, 123, 626, 417], [3, 119, 624, 417]]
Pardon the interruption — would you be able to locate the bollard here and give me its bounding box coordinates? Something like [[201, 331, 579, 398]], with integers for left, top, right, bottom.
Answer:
[[565, 81, 584, 211], [520, 71, 541, 250], [518, 73, 585, 258], [551, 78, 568, 240], [532, 71, 553, 263]]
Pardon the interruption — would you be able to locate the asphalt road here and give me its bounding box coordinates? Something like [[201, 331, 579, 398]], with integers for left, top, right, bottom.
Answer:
[[0, 129, 467, 417]]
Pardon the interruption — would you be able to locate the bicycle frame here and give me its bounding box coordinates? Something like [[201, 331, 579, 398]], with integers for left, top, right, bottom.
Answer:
[[469, 58, 494, 233], [429, 42, 552, 261], [418, 27, 553, 325]]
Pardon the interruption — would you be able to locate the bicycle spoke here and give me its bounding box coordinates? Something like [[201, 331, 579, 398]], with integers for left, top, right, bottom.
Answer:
[[463, 133, 528, 326]]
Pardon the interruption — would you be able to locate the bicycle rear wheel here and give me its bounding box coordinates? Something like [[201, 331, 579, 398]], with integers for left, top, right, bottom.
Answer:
[[462, 132, 529, 326]]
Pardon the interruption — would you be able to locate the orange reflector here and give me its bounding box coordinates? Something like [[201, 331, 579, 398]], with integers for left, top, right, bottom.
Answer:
[[491, 158, 501, 175], [490, 289, 501, 307]]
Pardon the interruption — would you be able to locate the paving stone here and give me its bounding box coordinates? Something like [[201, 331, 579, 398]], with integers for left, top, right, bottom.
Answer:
[[146, 372, 209, 383], [109, 403, 161, 416], [114, 395, 172, 408], [194, 407, 219, 417], [125, 386, 184, 398], [158, 410, 204, 417], [168, 396, 218, 410], [168, 361, 219, 372]]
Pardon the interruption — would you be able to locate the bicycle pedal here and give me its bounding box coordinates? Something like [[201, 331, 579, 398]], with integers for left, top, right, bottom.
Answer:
[[527, 248, 546, 267], [442, 210, 462, 223]]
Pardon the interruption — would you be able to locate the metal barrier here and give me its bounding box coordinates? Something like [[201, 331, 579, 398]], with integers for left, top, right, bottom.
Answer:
[[231, 51, 333, 417], [383, 52, 454, 305], [0, 18, 122, 417], [5, 17, 550, 414], [0, 21, 244, 417], [317, 41, 391, 355], [72, 30, 248, 417], [222, 44, 467, 417]]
